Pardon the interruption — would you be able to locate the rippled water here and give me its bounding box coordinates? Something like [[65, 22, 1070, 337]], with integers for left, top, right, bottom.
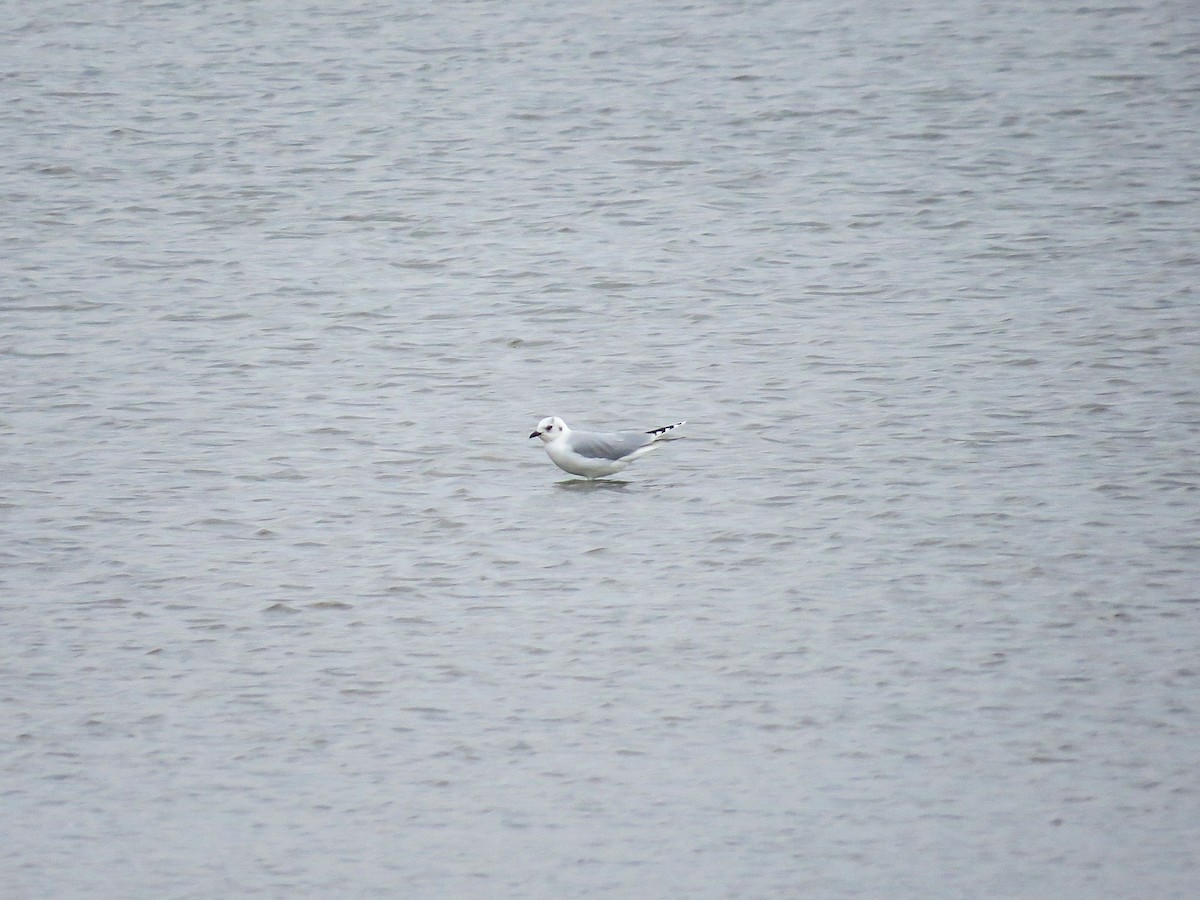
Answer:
[[3, 1, 1199, 896]]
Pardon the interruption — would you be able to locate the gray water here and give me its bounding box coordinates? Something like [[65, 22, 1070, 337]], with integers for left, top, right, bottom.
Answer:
[[3, 1, 1199, 897]]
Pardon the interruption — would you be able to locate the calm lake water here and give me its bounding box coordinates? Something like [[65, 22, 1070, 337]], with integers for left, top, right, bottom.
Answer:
[[3, 0, 1198, 897]]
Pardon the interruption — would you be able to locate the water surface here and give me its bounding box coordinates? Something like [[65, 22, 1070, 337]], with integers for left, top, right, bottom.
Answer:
[[3, 1, 1198, 897]]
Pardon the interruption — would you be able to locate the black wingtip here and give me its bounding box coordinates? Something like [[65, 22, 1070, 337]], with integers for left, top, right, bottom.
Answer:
[[645, 421, 685, 437]]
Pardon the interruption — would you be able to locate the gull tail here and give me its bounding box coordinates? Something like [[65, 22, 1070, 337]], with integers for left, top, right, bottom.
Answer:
[[645, 421, 686, 441]]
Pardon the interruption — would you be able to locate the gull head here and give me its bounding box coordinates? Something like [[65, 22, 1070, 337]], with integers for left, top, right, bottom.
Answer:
[[529, 416, 567, 442]]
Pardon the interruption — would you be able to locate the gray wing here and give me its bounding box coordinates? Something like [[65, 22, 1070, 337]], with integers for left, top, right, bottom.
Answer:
[[566, 430, 653, 460]]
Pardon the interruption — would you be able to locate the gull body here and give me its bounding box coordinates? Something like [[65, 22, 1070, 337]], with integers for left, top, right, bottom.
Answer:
[[529, 416, 685, 479]]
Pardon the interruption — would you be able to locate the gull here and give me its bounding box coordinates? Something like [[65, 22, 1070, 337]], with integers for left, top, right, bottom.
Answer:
[[529, 416, 685, 479]]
